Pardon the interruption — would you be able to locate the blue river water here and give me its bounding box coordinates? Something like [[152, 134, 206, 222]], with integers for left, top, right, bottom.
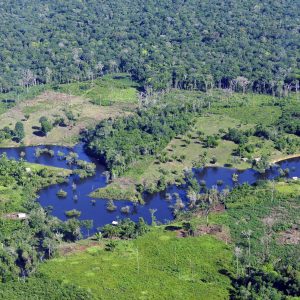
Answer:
[[0, 144, 299, 233]]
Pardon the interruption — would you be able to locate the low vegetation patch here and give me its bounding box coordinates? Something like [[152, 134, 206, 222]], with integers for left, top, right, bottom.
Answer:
[[39, 229, 233, 300], [0, 74, 138, 147]]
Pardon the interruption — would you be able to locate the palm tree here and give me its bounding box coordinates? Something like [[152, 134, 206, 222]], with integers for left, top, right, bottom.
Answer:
[[234, 246, 243, 277], [242, 230, 252, 271]]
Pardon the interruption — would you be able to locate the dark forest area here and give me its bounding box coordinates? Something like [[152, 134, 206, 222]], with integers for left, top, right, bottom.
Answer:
[[1, 0, 299, 93]]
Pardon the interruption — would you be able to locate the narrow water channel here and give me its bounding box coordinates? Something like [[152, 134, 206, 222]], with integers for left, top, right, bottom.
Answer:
[[0, 144, 299, 234]]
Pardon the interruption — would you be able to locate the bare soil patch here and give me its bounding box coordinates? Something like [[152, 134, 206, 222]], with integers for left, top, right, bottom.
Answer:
[[194, 204, 225, 218], [262, 207, 288, 227], [174, 223, 231, 243], [277, 225, 300, 245], [59, 241, 102, 256], [195, 224, 231, 243]]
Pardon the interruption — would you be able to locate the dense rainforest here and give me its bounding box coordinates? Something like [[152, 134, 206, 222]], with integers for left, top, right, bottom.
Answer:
[[1, 0, 300, 92]]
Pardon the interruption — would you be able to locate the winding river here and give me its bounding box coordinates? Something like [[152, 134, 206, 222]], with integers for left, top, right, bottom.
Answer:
[[1, 144, 299, 234]]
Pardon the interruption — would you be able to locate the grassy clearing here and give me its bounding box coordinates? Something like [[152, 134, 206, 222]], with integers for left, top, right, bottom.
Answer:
[[0, 85, 49, 115], [24, 162, 71, 174], [39, 229, 233, 300], [275, 181, 300, 196], [56, 73, 139, 105], [92, 91, 300, 201], [0, 74, 138, 147], [210, 93, 282, 126]]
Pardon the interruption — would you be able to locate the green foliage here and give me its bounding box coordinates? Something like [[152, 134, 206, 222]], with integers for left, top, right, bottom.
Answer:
[[0, 276, 94, 300], [65, 209, 81, 218], [0, 127, 13, 144], [278, 104, 300, 136], [56, 189, 67, 198], [39, 230, 233, 299], [72, 160, 96, 179], [40, 118, 53, 136], [203, 135, 219, 148], [224, 128, 249, 145], [232, 264, 300, 299], [106, 200, 117, 212], [14, 121, 25, 142], [100, 218, 149, 240], [86, 100, 200, 176], [0, 156, 91, 283], [64, 110, 77, 122], [0, 1, 299, 92]]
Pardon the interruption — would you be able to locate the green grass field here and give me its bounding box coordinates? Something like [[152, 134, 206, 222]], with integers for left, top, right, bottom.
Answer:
[[275, 180, 300, 196], [55, 73, 139, 105], [39, 229, 233, 300]]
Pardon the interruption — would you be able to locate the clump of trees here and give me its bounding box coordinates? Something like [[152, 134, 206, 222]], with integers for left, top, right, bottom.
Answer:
[[72, 160, 96, 178], [106, 200, 117, 212], [0, 155, 92, 282], [0, 122, 25, 144], [14, 122, 25, 142], [233, 265, 300, 299], [39, 117, 53, 136], [35, 147, 55, 157], [278, 105, 300, 136], [99, 218, 149, 239], [56, 189, 67, 198], [85, 100, 202, 177], [65, 209, 81, 218]]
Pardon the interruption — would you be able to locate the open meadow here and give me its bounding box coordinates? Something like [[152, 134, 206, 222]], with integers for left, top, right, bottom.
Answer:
[[0, 74, 138, 147], [39, 229, 233, 300]]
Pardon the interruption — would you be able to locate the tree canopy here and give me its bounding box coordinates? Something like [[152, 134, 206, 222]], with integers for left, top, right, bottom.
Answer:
[[0, 0, 299, 92]]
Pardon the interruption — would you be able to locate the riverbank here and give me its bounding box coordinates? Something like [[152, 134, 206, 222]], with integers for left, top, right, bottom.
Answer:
[[0, 160, 72, 217], [89, 91, 300, 202], [271, 153, 300, 164]]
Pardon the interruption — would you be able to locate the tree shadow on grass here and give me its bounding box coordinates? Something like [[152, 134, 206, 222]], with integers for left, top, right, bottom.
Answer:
[[165, 225, 182, 231], [33, 130, 45, 137]]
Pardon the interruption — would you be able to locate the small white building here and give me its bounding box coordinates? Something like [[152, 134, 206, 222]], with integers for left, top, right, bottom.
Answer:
[[17, 213, 27, 219], [292, 177, 298, 181], [111, 221, 119, 225]]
